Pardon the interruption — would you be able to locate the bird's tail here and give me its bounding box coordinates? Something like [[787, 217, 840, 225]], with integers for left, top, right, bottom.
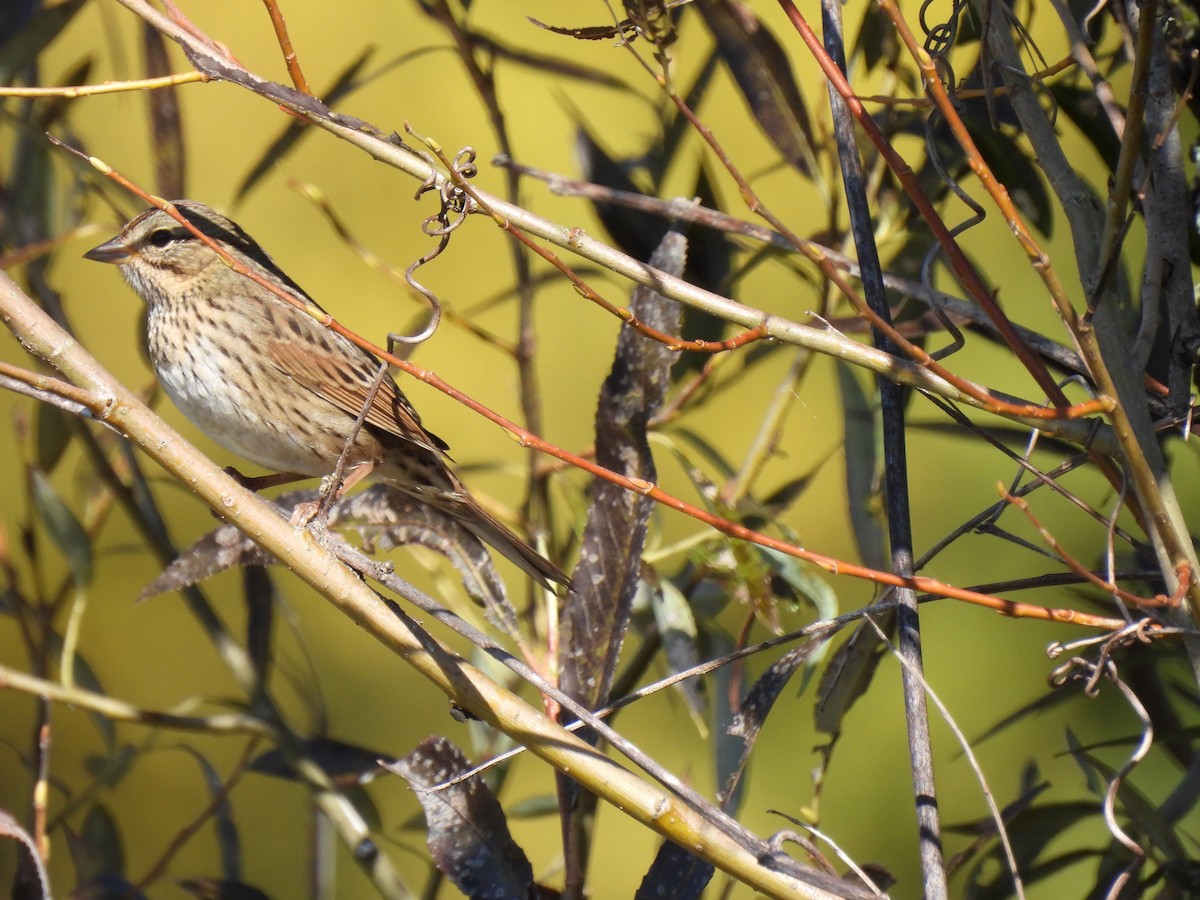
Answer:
[[454, 497, 571, 590], [376, 452, 570, 590]]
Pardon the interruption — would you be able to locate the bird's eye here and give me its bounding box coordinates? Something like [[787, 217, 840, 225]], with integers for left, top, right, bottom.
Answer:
[[147, 229, 175, 248]]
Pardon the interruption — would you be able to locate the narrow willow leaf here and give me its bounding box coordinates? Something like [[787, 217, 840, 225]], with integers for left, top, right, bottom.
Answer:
[[82, 744, 137, 789], [251, 736, 397, 787], [814, 618, 888, 738], [179, 747, 240, 881], [30, 470, 92, 587], [965, 117, 1053, 237], [1050, 83, 1120, 171], [505, 794, 560, 819], [835, 362, 886, 572], [965, 847, 1096, 900], [720, 633, 830, 804], [559, 228, 685, 709], [706, 628, 742, 811], [35, 402, 71, 474], [698, 0, 815, 174], [49, 636, 115, 748], [142, 23, 186, 198], [853, 4, 900, 73], [76, 803, 124, 886], [242, 566, 274, 689], [650, 579, 706, 720], [760, 547, 838, 623], [575, 124, 667, 263]]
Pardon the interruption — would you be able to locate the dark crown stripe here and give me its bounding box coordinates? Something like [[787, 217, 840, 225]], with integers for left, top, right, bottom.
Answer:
[[175, 202, 311, 301]]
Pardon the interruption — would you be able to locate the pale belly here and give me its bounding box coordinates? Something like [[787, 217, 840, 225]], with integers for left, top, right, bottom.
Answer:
[[152, 329, 339, 477]]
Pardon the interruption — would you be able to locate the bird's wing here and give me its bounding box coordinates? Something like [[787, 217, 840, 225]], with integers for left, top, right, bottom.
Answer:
[[266, 337, 450, 456]]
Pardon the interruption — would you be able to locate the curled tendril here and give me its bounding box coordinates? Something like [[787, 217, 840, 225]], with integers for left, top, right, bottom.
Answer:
[[413, 145, 477, 234], [1047, 645, 1152, 889], [394, 244, 444, 349], [1047, 619, 1164, 668], [1050, 654, 1117, 697], [919, 0, 967, 63], [394, 146, 480, 348], [917, 109, 976, 361]]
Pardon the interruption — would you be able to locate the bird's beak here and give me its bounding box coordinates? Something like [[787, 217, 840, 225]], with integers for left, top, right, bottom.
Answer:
[[83, 235, 133, 265]]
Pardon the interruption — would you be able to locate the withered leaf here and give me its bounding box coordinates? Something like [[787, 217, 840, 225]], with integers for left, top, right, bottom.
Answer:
[[139, 486, 516, 634], [0, 809, 50, 900], [814, 615, 891, 739], [558, 229, 686, 711], [527, 16, 639, 42], [636, 839, 713, 899], [386, 737, 535, 899]]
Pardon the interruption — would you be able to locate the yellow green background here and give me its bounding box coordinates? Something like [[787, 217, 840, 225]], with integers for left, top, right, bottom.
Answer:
[[1, 1, 1196, 897]]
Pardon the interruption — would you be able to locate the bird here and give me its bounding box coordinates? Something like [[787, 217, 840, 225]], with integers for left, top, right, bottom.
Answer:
[[84, 200, 569, 589]]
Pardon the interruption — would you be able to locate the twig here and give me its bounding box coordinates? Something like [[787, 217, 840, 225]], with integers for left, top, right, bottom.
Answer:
[[1002, 487, 1182, 609], [261, 0, 313, 95], [0, 71, 207, 97]]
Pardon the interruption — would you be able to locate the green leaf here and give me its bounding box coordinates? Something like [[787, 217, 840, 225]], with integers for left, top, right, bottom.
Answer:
[[35, 402, 72, 473], [30, 469, 92, 587], [836, 363, 886, 571], [650, 579, 706, 721], [761, 547, 838, 622], [79, 802, 124, 883]]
